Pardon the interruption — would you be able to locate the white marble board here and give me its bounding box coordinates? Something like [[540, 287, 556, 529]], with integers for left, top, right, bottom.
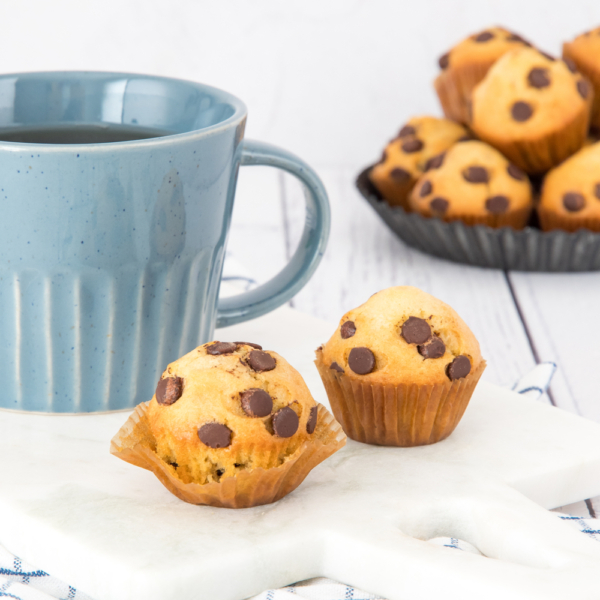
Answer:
[[1, 305, 600, 600]]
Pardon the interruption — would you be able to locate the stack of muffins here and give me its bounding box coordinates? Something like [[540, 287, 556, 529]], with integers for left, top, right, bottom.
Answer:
[[369, 26, 600, 232]]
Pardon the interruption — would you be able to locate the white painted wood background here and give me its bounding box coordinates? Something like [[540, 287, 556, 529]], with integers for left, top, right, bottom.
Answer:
[[1, 0, 599, 518]]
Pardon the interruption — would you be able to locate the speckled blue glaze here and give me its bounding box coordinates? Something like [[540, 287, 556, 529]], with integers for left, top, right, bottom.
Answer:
[[0, 72, 330, 413]]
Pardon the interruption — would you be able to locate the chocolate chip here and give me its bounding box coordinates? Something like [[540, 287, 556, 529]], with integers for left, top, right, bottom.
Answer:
[[398, 124, 416, 138], [207, 341, 237, 355], [511, 101, 533, 122], [577, 79, 590, 99], [563, 192, 585, 212], [564, 57, 577, 73], [446, 355, 471, 381], [234, 341, 262, 350], [418, 336, 446, 359], [595, 183, 600, 200], [340, 320, 356, 339], [420, 180, 433, 197], [528, 67, 550, 88], [307, 406, 318, 434], [439, 52, 450, 70], [424, 153, 445, 171], [457, 135, 472, 142], [390, 167, 411, 183], [402, 138, 424, 153], [379, 150, 387, 164], [330, 362, 345, 373], [401, 316, 431, 344], [507, 163, 526, 181], [463, 166, 489, 183], [540, 51, 555, 61], [198, 423, 232, 448], [272, 406, 299, 438], [240, 388, 273, 418], [348, 347, 376, 375], [485, 195, 510, 214], [156, 376, 183, 406], [474, 31, 494, 42], [246, 350, 276, 372], [430, 197, 449, 214]]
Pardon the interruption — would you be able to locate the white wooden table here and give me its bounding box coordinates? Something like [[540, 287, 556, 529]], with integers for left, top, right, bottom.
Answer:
[[230, 164, 600, 520]]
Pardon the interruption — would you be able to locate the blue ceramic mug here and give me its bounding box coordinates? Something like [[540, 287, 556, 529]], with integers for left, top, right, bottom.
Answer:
[[0, 72, 330, 413]]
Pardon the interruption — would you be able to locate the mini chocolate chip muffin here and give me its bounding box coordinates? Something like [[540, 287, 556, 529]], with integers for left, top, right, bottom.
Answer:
[[111, 341, 345, 508], [538, 141, 600, 232], [408, 140, 533, 229], [315, 287, 485, 447], [471, 46, 593, 174], [368, 116, 468, 209], [435, 26, 532, 124], [563, 27, 600, 130]]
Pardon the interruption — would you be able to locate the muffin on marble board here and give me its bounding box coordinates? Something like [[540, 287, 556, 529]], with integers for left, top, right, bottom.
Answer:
[[112, 341, 345, 508], [563, 27, 600, 131], [408, 140, 533, 229], [470, 46, 593, 174], [315, 287, 486, 447], [435, 26, 533, 125], [539, 141, 600, 232], [369, 116, 468, 209]]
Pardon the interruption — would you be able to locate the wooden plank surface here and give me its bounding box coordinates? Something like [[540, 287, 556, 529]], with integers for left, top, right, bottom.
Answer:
[[508, 272, 600, 421]]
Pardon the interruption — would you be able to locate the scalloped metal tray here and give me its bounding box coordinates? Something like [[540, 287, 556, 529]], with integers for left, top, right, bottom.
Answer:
[[357, 166, 600, 271]]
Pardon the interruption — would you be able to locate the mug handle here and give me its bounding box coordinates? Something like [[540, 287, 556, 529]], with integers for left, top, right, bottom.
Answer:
[[216, 140, 330, 328]]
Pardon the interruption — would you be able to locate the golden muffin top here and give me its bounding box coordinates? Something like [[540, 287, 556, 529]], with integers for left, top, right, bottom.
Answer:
[[408, 140, 532, 219], [563, 27, 600, 75], [373, 116, 468, 178], [471, 46, 592, 140], [319, 286, 483, 386], [147, 341, 318, 484], [436, 26, 531, 73], [540, 142, 600, 221]]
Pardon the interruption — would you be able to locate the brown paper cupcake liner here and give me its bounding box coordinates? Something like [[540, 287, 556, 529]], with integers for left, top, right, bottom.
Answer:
[[563, 48, 600, 129], [435, 62, 494, 125], [110, 402, 346, 508], [426, 206, 532, 229], [369, 171, 416, 211], [315, 351, 486, 447], [537, 205, 600, 233], [583, 70, 600, 129]]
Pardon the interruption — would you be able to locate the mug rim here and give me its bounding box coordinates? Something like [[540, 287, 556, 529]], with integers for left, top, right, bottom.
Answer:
[[0, 70, 248, 151]]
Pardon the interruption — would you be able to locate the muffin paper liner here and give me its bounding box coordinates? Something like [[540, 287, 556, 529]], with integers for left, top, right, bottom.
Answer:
[[537, 205, 600, 233], [414, 204, 533, 229], [369, 169, 416, 210], [563, 47, 600, 129], [357, 166, 600, 271], [110, 401, 346, 508], [435, 62, 494, 125], [586, 70, 600, 129], [315, 351, 486, 447]]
